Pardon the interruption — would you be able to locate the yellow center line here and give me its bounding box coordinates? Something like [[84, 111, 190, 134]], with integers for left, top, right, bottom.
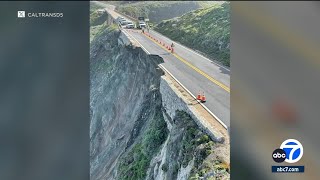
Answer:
[[140, 31, 230, 93]]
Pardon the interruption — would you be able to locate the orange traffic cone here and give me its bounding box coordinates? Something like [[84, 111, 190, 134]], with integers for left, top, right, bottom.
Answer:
[[197, 91, 202, 100], [201, 92, 206, 102]]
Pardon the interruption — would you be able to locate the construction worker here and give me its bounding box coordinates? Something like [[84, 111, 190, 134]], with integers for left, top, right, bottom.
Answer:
[[171, 43, 175, 53]]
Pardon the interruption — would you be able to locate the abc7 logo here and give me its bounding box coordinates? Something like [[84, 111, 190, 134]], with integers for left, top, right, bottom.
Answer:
[[272, 149, 286, 163], [272, 139, 303, 163]]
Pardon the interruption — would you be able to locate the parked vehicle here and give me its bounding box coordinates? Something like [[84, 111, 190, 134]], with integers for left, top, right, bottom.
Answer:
[[117, 16, 126, 24], [117, 16, 125, 21], [120, 20, 129, 26], [126, 21, 135, 28], [138, 21, 146, 29]]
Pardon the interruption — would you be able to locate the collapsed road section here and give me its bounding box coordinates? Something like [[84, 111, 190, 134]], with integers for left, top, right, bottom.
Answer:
[[90, 3, 230, 180]]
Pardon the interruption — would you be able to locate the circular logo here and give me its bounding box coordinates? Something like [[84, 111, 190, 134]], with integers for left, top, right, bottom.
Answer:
[[272, 148, 286, 163], [280, 139, 303, 163]]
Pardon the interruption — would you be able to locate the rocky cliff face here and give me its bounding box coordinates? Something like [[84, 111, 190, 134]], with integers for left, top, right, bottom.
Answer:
[[90, 24, 229, 180], [90, 27, 165, 179]]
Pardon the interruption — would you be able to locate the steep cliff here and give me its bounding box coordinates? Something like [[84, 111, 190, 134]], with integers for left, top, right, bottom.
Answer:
[[90, 26, 165, 179], [90, 18, 229, 179]]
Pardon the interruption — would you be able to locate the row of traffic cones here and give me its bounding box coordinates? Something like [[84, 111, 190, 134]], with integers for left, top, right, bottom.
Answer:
[[197, 91, 206, 102], [143, 32, 174, 53]]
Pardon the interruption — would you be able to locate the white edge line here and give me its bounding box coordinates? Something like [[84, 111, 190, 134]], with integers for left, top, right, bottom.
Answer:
[[123, 29, 151, 54], [111, 8, 230, 72], [109, 8, 216, 63], [159, 64, 228, 130], [120, 19, 228, 130], [106, 8, 150, 54], [121, 30, 135, 45]]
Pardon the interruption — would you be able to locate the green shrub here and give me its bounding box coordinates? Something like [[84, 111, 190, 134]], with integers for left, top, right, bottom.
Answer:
[[197, 135, 210, 145], [118, 108, 169, 180]]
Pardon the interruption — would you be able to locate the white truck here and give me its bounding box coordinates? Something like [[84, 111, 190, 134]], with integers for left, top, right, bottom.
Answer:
[[138, 21, 146, 29]]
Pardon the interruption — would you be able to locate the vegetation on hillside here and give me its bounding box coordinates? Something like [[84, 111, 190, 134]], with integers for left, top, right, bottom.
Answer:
[[167, 111, 218, 179], [155, 2, 230, 66], [118, 105, 169, 180], [102, 1, 136, 6], [198, 1, 224, 9], [90, 2, 103, 13], [90, 2, 109, 42], [115, 1, 201, 23], [90, 10, 107, 27]]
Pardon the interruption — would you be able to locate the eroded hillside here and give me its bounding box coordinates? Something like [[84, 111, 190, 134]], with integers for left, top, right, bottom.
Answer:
[[90, 9, 229, 180]]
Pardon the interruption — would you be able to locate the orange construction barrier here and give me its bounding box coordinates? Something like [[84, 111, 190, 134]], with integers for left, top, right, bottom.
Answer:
[[201, 92, 206, 102], [197, 92, 202, 100]]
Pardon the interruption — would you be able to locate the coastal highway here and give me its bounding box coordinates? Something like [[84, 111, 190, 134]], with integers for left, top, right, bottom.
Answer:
[[95, 1, 230, 129]]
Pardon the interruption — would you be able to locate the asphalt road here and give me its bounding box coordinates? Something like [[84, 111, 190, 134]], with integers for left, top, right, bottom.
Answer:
[[95, 1, 230, 128], [126, 29, 230, 127]]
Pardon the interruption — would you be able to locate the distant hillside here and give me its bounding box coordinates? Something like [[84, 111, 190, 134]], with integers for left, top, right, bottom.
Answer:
[[115, 1, 201, 23], [90, 2, 109, 42], [155, 2, 230, 67]]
